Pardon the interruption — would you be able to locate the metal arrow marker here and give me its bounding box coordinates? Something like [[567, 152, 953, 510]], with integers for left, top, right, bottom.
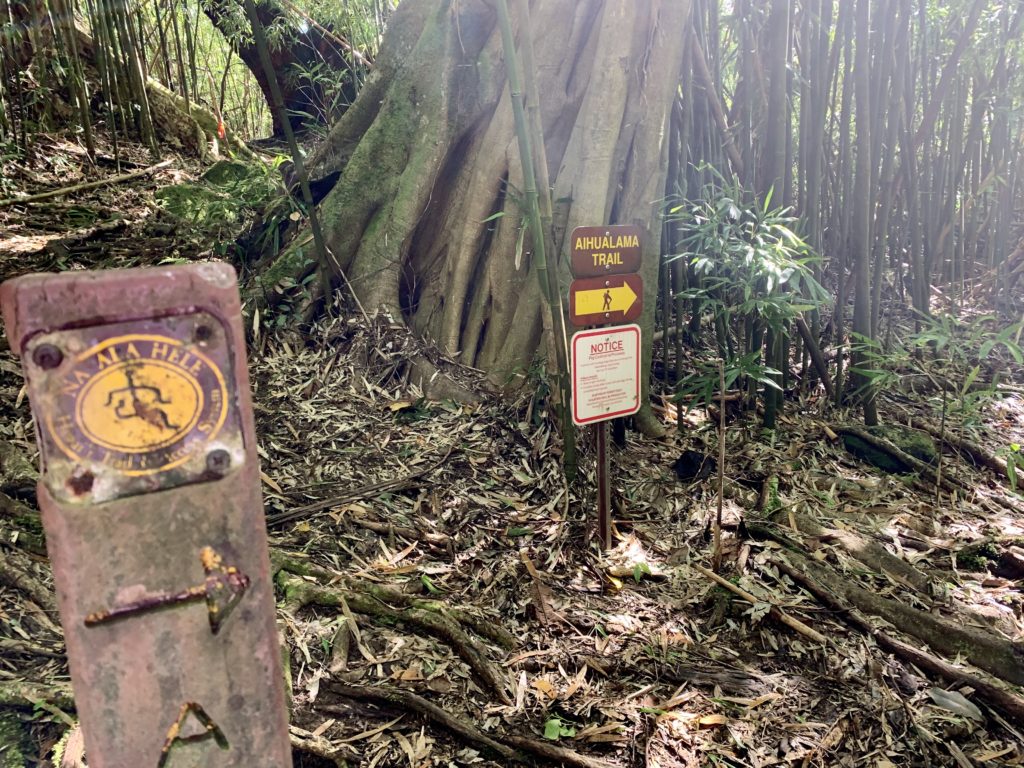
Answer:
[[85, 546, 249, 635]]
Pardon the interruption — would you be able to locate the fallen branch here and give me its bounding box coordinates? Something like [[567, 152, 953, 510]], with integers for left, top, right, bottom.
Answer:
[[323, 684, 619, 768], [0, 681, 75, 710], [0, 636, 63, 658], [770, 556, 1024, 725], [693, 563, 830, 646], [280, 574, 511, 703], [289, 726, 356, 767], [835, 424, 965, 494], [349, 516, 452, 548], [0, 543, 58, 615], [0, 160, 173, 208], [267, 446, 453, 527]]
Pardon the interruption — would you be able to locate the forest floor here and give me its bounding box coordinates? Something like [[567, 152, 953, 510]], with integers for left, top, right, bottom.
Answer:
[[2, 134, 1024, 768]]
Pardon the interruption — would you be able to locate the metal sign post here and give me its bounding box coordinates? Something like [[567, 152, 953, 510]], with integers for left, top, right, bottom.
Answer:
[[570, 325, 641, 548], [568, 225, 644, 550], [1, 264, 292, 768]]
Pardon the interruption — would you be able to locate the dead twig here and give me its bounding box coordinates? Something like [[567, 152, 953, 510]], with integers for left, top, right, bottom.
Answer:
[[267, 445, 454, 527], [0, 159, 173, 208], [694, 563, 831, 646]]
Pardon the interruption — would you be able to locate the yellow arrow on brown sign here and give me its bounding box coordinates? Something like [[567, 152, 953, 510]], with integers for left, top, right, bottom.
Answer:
[[568, 273, 644, 327], [573, 281, 638, 315]]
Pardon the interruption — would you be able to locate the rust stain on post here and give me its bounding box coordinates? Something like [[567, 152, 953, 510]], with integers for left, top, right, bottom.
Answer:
[[1, 264, 292, 768]]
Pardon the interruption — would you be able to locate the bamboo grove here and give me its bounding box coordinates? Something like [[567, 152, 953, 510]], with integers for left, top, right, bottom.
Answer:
[[659, 0, 1023, 429], [0, 0, 390, 159]]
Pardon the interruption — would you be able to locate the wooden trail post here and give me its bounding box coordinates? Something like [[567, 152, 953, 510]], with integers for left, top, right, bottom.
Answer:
[[569, 226, 643, 549], [1, 264, 292, 768]]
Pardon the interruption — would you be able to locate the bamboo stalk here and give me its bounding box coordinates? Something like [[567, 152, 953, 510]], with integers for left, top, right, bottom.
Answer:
[[0, 159, 172, 208], [495, 0, 575, 479]]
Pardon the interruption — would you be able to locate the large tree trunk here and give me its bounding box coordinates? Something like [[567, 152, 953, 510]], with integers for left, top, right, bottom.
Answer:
[[203, 0, 363, 136], [295, 0, 690, 434]]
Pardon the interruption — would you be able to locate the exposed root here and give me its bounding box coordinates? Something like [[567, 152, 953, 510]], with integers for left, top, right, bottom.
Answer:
[[771, 555, 1024, 725], [323, 683, 619, 768], [750, 522, 1024, 685], [278, 572, 512, 703]]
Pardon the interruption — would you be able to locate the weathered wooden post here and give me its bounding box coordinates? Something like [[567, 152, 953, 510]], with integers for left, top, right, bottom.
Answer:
[[1, 264, 292, 767]]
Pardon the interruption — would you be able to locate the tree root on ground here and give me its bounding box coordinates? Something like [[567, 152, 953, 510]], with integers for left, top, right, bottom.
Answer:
[[0, 491, 47, 557], [0, 541, 58, 615], [909, 417, 1011, 484], [766, 508, 934, 593], [835, 425, 964, 494], [0, 440, 37, 494], [277, 571, 512, 703], [322, 683, 619, 768], [769, 555, 1024, 725], [0, 681, 74, 710], [750, 522, 1024, 685]]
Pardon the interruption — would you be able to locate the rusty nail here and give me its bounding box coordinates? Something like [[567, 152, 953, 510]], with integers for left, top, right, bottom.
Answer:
[[32, 343, 64, 369], [206, 449, 231, 475]]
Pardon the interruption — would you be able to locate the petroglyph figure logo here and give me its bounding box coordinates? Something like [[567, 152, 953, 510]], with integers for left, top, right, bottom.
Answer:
[[105, 365, 182, 432], [46, 334, 229, 475]]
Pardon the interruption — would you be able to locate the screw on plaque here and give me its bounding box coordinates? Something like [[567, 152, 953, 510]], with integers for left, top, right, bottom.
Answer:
[[194, 324, 213, 343], [32, 344, 63, 369], [206, 449, 231, 476]]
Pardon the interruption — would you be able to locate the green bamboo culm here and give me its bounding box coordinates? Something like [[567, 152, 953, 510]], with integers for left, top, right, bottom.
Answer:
[[495, 0, 577, 480]]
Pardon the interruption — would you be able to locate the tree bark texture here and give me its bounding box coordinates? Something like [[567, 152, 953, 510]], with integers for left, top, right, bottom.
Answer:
[[203, 0, 360, 136], [301, 0, 691, 425]]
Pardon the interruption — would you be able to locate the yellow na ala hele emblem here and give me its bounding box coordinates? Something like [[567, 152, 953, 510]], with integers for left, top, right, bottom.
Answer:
[[47, 334, 229, 475]]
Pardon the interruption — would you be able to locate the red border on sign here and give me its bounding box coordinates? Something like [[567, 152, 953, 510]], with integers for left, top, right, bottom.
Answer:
[[571, 325, 642, 426]]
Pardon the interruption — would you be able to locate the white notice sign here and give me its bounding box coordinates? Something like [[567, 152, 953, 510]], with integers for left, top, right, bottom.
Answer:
[[571, 324, 641, 426]]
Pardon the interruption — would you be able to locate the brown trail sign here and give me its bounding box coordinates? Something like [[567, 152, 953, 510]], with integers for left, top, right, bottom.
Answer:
[[1, 264, 291, 768], [570, 225, 643, 277]]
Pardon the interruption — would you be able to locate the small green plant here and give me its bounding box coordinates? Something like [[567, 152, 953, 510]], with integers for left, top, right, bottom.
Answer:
[[666, 169, 827, 425], [543, 717, 576, 741], [674, 350, 782, 407], [1003, 443, 1023, 492], [155, 156, 296, 242], [851, 314, 1024, 489], [632, 562, 652, 582]]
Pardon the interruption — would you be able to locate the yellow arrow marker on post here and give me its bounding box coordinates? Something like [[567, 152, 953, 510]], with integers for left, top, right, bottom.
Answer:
[[574, 282, 638, 315]]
